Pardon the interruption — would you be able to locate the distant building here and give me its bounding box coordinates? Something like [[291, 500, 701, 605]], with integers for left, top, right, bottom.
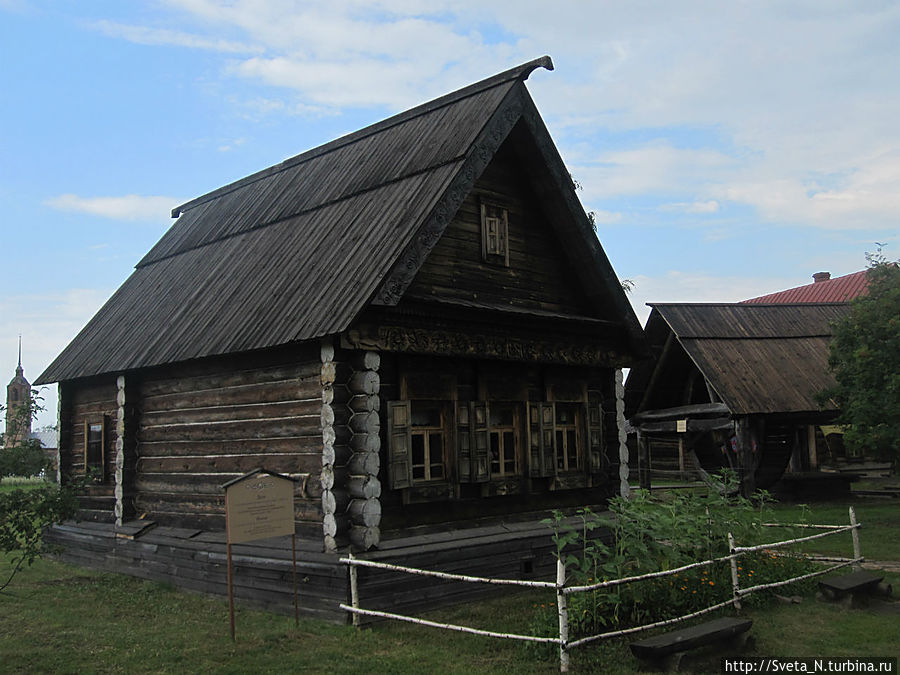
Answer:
[[742, 270, 868, 304], [626, 270, 873, 495], [5, 339, 32, 448], [4, 342, 58, 470]]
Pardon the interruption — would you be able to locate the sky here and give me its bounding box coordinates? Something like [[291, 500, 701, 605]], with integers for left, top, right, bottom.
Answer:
[[2, 0, 898, 428]]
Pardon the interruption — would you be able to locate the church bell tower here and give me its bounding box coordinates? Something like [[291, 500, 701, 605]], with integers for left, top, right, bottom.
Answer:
[[5, 337, 32, 448]]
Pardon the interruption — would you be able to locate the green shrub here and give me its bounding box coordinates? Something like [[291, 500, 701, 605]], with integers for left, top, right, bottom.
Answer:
[[0, 439, 50, 479], [539, 476, 817, 641], [0, 481, 80, 592]]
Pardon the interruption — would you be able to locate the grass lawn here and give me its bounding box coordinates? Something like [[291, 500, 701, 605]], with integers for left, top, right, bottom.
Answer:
[[0, 477, 49, 494], [1, 496, 897, 673], [765, 499, 900, 561], [0, 556, 561, 674]]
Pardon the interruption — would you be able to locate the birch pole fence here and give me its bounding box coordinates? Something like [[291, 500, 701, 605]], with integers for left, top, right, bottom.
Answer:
[[341, 506, 864, 673]]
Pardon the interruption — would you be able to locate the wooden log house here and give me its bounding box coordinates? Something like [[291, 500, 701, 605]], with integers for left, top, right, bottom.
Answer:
[[37, 57, 645, 620], [624, 303, 850, 496]]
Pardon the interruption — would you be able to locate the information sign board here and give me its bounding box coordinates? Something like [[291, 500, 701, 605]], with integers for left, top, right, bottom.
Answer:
[[225, 471, 295, 544]]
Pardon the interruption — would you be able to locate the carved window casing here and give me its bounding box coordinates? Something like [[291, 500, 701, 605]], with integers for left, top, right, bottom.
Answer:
[[480, 201, 509, 266]]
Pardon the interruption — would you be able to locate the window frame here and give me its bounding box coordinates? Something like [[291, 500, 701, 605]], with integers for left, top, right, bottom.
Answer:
[[387, 400, 451, 489], [480, 200, 510, 267], [488, 403, 520, 477], [409, 402, 447, 483], [528, 402, 591, 477], [554, 403, 582, 472], [83, 415, 106, 482]]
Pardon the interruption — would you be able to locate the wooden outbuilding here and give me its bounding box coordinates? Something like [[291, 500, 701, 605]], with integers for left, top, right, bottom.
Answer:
[[37, 57, 644, 619], [624, 302, 849, 496]]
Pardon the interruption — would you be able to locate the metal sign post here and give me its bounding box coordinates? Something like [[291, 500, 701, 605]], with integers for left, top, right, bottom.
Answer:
[[223, 469, 298, 640]]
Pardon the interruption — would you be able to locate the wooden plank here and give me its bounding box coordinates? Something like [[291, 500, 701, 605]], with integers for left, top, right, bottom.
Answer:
[[138, 416, 321, 443], [142, 379, 321, 412], [140, 359, 321, 398], [136, 436, 324, 458], [71, 381, 118, 406], [137, 452, 321, 475], [141, 398, 321, 426]]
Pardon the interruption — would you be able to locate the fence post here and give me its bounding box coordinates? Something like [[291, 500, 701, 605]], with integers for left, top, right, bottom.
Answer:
[[849, 506, 861, 571], [349, 553, 360, 628], [728, 532, 742, 612], [557, 557, 569, 673]]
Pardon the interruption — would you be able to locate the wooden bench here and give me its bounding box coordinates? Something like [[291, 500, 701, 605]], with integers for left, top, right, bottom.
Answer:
[[818, 571, 885, 606], [630, 617, 752, 672]]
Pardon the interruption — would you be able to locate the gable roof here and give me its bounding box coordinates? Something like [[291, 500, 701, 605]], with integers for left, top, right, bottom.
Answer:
[[38, 57, 643, 385], [628, 303, 849, 416], [742, 270, 868, 304]]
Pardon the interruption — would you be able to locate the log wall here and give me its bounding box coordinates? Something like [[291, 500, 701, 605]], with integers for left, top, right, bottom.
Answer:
[[132, 345, 324, 535], [66, 379, 118, 522]]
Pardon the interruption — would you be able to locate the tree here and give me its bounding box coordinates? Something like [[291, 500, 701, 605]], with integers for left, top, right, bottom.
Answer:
[[820, 255, 900, 470], [1, 388, 49, 479], [0, 390, 80, 592]]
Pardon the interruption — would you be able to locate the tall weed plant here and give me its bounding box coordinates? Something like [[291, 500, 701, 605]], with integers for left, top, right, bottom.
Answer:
[[537, 474, 816, 640]]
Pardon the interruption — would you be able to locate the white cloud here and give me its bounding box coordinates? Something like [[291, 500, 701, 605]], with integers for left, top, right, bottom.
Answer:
[[660, 200, 720, 214], [91, 19, 262, 53], [722, 151, 900, 230], [572, 144, 735, 201], [217, 137, 247, 152], [46, 194, 180, 223], [160, 0, 523, 109], [85, 1, 900, 232]]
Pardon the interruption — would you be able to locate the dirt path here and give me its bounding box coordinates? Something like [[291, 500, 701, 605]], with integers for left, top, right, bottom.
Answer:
[[862, 560, 900, 573]]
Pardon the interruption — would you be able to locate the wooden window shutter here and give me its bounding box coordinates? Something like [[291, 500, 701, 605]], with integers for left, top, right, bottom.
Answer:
[[480, 202, 509, 266], [387, 401, 412, 490], [586, 402, 605, 473], [456, 402, 472, 483], [457, 402, 490, 483], [527, 402, 556, 477], [471, 402, 490, 483]]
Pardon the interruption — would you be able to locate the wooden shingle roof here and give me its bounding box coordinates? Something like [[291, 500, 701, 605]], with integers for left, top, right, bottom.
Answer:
[[38, 57, 642, 384], [629, 303, 850, 416]]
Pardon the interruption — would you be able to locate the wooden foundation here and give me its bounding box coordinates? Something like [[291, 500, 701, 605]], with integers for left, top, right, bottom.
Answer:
[[45, 511, 610, 624]]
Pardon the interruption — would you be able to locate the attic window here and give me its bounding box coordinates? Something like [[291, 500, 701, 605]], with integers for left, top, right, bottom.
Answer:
[[480, 202, 509, 266]]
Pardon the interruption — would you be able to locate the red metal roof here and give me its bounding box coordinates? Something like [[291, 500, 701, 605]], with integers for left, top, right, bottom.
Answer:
[[742, 270, 869, 304]]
